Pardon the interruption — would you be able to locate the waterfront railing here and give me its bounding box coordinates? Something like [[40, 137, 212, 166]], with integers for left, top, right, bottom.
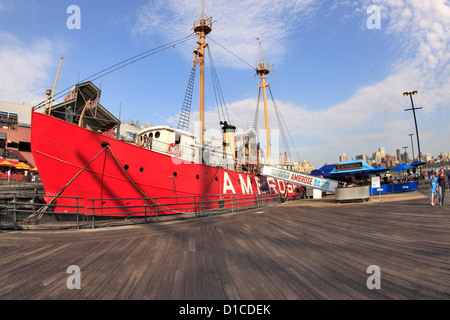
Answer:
[[1, 191, 282, 230]]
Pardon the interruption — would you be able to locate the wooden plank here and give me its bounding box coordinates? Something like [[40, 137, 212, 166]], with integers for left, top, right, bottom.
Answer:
[[0, 190, 449, 300], [124, 234, 168, 299], [29, 240, 110, 299]]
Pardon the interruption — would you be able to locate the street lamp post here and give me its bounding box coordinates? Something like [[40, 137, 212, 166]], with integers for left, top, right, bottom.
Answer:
[[404, 91, 422, 176], [408, 133, 415, 162]]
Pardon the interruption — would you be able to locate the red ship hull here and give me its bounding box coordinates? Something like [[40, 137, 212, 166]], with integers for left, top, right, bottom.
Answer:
[[31, 111, 296, 217]]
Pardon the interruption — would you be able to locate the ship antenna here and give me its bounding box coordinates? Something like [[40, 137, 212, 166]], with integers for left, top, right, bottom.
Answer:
[[193, 2, 212, 163], [255, 40, 272, 165]]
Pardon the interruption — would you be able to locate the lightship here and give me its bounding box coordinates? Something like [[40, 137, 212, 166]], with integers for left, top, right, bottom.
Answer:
[[31, 8, 299, 217]]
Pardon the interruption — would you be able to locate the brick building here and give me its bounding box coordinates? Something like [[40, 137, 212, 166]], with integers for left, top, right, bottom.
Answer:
[[0, 101, 35, 167]]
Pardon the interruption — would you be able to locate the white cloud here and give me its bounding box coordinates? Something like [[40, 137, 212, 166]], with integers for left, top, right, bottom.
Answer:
[[0, 31, 63, 105], [133, 0, 316, 68]]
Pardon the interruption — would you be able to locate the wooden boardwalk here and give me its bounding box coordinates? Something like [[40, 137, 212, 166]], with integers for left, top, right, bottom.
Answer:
[[0, 190, 449, 300]]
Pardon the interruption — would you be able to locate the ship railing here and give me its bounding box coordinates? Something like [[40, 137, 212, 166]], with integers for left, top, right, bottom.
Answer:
[[87, 191, 281, 220], [194, 192, 282, 216], [140, 138, 203, 164], [2, 194, 84, 230], [140, 138, 238, 170], [87, 197, 161, 227], [1, 191, 282, 230]]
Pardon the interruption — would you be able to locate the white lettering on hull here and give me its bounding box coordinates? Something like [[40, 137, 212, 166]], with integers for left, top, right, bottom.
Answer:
[[222, 172, 295, 195], [239, 174, 253, 194], [267, 177, 277, 193], [223, 172, 236, 194]]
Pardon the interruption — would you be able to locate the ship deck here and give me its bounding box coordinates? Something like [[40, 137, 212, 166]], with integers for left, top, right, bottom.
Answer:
[[0, 187, 449, 301]]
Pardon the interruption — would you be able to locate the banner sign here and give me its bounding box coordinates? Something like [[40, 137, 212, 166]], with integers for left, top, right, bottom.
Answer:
[[371, 176, 381, 189], [261, 165, 338, 193], [335, 162, 363, 171]]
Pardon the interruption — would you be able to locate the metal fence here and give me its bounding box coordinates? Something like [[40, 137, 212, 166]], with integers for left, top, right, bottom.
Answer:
[[0, 191, 282, 231]]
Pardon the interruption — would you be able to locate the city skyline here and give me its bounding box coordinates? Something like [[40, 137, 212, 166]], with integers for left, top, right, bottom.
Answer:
[[337, 146, 450, 168]]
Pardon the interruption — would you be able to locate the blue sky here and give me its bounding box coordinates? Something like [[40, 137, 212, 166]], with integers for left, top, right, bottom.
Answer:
[[1, 0, 449, 168]]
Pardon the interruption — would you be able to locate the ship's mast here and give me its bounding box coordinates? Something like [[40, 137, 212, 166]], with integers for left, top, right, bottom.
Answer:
[[45, 57, 63, 115], [193, 3, 212, 161], [256, 40, 272, 165]]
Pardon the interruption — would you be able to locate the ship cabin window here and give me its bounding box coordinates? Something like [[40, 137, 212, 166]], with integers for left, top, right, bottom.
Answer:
[[175, 134, 181, 145], [148, 132, 153, 138], [65, 106, 74, 123], [155, 131, 160, 139]]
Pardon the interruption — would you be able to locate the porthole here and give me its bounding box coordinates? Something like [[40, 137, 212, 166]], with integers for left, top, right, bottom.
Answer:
[[124, 165, 129, 170], [155, 131, 160, 139], [173, 172, 178, 177], [140, 167, 144, 172], [196, 174, 200, 180], [149, 132, 153, 138], [215, 177, 218, 181]]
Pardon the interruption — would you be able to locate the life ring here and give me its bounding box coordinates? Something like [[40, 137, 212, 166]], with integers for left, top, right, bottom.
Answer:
[[168, 143, 179, 155]]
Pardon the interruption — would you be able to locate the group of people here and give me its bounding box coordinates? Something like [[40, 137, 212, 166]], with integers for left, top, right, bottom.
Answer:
[[429, 168, 447, 206]]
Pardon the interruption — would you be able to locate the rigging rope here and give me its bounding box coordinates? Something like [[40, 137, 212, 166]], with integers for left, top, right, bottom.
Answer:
[[34, 34, 197, 109], [252, 87, 261, 132], [207, 36, 255, 71], [207, 45, 231, 125], [267, 85, 301, 164]]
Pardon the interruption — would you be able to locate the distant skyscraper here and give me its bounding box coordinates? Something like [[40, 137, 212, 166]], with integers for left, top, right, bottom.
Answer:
[[396, 149, 401, 162], [385, 155, 396, 168], [373, 151, 382, 164], [379, 147, 386, 159], [404, 152, 409, 163], [339, 153, 349, 162], [356, 154, 367, 162]]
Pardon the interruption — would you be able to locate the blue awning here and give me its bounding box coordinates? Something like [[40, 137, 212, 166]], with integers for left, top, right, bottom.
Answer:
[[391, 164, 415, 172], [366, 166, 389, 175], [310, 164, 336, 177]]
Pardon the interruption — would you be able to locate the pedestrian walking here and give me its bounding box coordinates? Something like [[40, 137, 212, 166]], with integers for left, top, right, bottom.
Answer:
[[447, 169, 450, 190], [437, 168, 446, 205], [430, 172, 438, 206]]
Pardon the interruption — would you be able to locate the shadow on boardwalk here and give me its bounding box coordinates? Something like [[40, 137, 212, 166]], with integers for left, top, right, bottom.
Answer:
[[0, 189, 449, 300]]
